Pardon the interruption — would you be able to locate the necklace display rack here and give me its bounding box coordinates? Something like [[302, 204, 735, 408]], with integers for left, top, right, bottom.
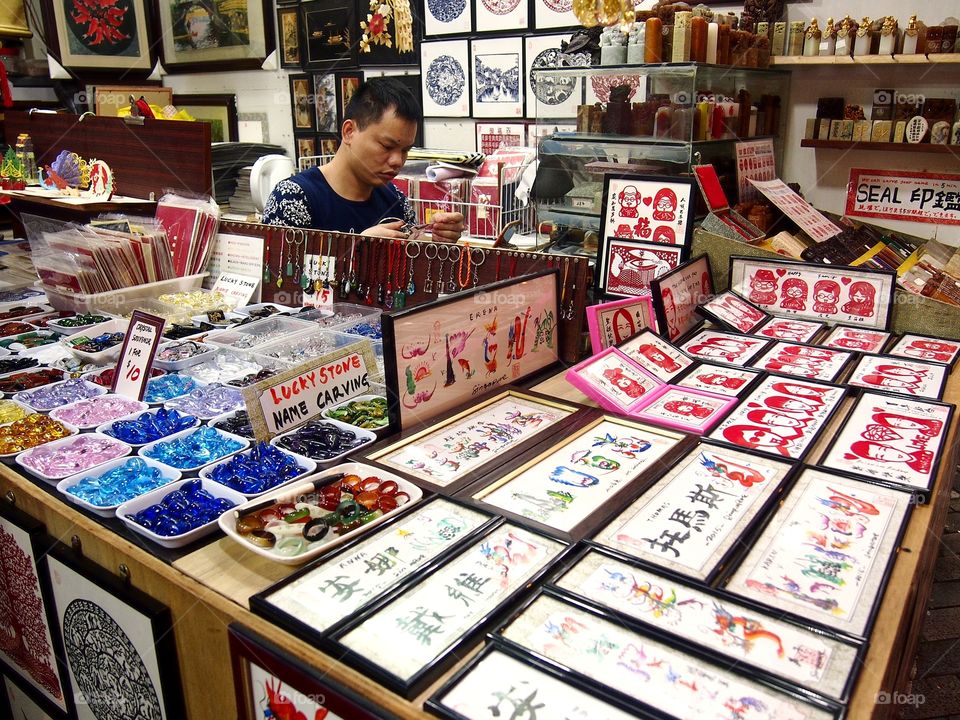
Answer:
[[218, 221, 591, 363]]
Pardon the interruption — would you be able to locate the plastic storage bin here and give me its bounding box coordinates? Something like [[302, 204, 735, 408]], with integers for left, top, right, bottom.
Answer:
[[40, 274, 207, 314]]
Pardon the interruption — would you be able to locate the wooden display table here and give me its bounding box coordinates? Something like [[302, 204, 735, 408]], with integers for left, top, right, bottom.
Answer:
[[0, 369, 956, 719]]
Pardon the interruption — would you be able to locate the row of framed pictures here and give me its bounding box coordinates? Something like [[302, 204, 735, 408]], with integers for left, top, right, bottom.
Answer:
[[422, 0, 578, 37], [0, 502, 183, 720]]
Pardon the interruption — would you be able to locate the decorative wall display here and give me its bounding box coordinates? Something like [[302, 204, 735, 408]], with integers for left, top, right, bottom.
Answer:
[[749, 342, 854, 383], [708, 375, 846, 460], [229, 624, 383, 720], [294, 135, 316, 163], [421, 40, 471, 117], [427, 643, 638, 720], [172, 93, 239, 142], [470, 36, 524, 118], [468, 415, 690, 541], [276, 4, 301, 68], [313, 72, 337, 133], [551, 548, 862, 703], [157, 0, 274, 73], [724, 467, 912, 639], [618, 329, 694, 382], [533, 0, 577, 29], [356, 0, 420, 66], [887, 333, 960, 369], [632, 386, 737, 435], [586, 295, 656, 354], [525, 34, 581, 119], [820, 325, 891, 354], [300, 0, 356, 69], [423, 0, 472, 36], [289, 74, 315, 131], [335, 71, 363, 126], [475, 121, 526, 153], [697, 290, 771, 334], [565, 348, 663, 414], [497, 592, 837, 720], [675, 362, 761, 398], [819, 392, 953, 501], [45, 0, 154, 73], [845, 354, 949, 400], [45, 544, 184, 720], [754, 317, 826, 344], [2, 675, 58, 720], [729, 257, 896, 331], [365, 389, 581, 492], [474, 0, 527, 33], [318, 134, 340, 158], [382, 270, 559, 430], [592, 444, 792, 580], [0, 505, 67, 715], [599, 240, 684, 299], [329, 522, 565, 697], [679, 329, 769, 367], [650, 254, 712, 342]]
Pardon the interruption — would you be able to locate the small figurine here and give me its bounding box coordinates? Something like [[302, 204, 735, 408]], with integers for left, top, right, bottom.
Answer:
[[878, 16, 898, 55], [803, 18, 821, 56], [819, 18, 837, 55], [902, 15, 921, 54], [854, 16, 872, 56]]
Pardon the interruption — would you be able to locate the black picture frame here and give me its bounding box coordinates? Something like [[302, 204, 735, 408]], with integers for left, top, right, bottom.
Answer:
[[0, 502, 72, 719], [43, 541, 184, 720], [293, 133, 317, 165], [355, 0, 421, 66], [300, 0, 358, 70], [747, 340, 856, 384], [228, 623, 384, 720], [171, 93, 240, 143], [678, 327, 772, 367], [697, 289, 772, 335], [311, 71, 338, 134], [289, 73, 315, 132], [672, 361, 764, 399], [334, 70, 363, 126], [276, 3, 303, 68], [650, 253, 713, 343], [752, 316, 827, 344], [844, 352, 950, 401], [886, 332, 960, 369], [819, 324, 892, 354]]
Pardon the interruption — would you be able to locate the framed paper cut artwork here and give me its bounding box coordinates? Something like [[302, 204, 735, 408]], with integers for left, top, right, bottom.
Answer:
[[427, 642, 639, 720], [495, 591, 838, 720], [707, 374, 846, 461], [335, 71, 363, 126], [289, 74, 314, 131], [753, 316, 825, 344], [697, 290, 771, 334], [723, 467, 912, 639], [728, 256, 896, 331], [2, 674, 58, 720], [276, 4, 301, 68], [475, 122, 527, 153], [650, 254, 713, 342], [44, 0, 155, 74], [887, 333, 960, 369], [356, 0, 421, 66], [599, 240, 684, 299], [586, 295, 656, 353], [312, 73, 337, 134], [300, 0, 357, 69], [675, 362, 761, 398], [474, 0, 528, 33], [618, 329, 693, 382], [0, 504, 68, 716], [533, 0, 578, 29], [420, 40, 471, 117], [819, 391, 954, 502], [590, 444, 793, 581], [550, 547, 863, 703], [382, 270, 560, 430], [470, 36, 524, 118], [423, 0, 472, 36], [600, 175, 695, 249], [467, 415, 691, 541], [678, 329, 769, 367], [525, 34, 581, 119], [157, 0, 274, 73], [565, 347, 663, 414], [845, 354, 948, 400], [360, 388, 584, 494], [229, 624, 383, 720], [820, 325, 891, 354], [631, 386, 736, 434], [45, 543, 184, 720], [749, 341, 854, 383], [328, 522, 566, 697]]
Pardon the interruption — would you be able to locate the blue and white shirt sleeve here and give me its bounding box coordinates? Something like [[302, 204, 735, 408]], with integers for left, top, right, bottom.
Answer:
[[261, 179, 313, 227], [393, 184, 416, 226]]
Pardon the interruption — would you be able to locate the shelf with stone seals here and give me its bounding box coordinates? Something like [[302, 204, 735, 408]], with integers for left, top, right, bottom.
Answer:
[[770, 53, 960, 65], [800, 139, 958, 153]]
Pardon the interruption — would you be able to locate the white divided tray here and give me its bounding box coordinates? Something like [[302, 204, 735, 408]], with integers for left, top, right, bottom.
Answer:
[[16, 432, 132, 483], [138, 426, 250, 473], [199, 443, 317, 499], [57, 456, 182, 518]]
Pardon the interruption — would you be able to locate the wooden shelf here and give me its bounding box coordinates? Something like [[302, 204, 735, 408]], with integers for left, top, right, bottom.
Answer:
[[771, 53, 960, 65], [800, 139, 959, 153]]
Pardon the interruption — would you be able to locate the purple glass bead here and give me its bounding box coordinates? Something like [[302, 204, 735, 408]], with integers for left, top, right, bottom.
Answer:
[[18, 378, 104, 411], [20, 434, 130, 479], [51, 396, 145, 428], [164, 384, 244, 418]]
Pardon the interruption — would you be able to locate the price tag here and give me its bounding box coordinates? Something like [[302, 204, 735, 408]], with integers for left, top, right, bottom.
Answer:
[[212, 272, 260, 309], [111, 311, 165, 401]]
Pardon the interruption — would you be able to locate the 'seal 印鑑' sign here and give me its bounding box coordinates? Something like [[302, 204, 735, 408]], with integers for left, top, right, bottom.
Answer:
[[846, 168, 960, 225], [242, 340, 381, 440]]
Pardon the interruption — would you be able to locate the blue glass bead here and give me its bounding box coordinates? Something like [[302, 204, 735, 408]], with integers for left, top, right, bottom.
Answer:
[[142, 426, 244, 470], [343, 320, 382, 340], [65, 457, 173, 507], [125, 478, 237, 537], [143, 374, 200, 403], [206, 442, 306, 494], [104, 408, 198, 445]]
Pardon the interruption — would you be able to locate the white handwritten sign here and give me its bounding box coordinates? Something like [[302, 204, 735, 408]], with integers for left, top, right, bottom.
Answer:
[[846, 168, 960, 226], [212, 272, 260, 309], [112, 311, 165, 401]]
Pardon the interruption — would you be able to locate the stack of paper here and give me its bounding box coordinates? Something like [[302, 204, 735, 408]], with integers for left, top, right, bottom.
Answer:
[[155, 195, 220, 277]]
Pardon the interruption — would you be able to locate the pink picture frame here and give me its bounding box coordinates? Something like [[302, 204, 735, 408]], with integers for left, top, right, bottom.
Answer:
[[631, 385, 737, 434], [749, 341, 854, 383], [586, 296, 657, 354], [697, 290, 771, 334], [565, 347, 664, 414], [617, 329, 695, 383]]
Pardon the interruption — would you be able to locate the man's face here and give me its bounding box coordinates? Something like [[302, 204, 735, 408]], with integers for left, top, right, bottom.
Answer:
[[343, 108, 418, 187]]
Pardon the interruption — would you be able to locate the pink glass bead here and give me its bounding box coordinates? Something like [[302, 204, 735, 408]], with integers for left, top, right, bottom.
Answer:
[[50, 396, 146, 428], [19, 434, 131, 479]]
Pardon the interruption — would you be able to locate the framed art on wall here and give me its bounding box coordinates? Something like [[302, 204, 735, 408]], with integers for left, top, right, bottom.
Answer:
[[586, 295, 657, 354], [423, 0, 472, 36], [44, 0, 155, 75], [749, 341, 854, 383], [820, 325, 891, 353], [294, 134, 317, 163], [887, 333, 960, 368], [631, 385, 736, 434], [475, 121, 526, 153], [335, 71, 362, 125], [600, 174, 695, 251], [650, 254, 712, 342], [312, 72, 337, 133], [533, 0, 578, 29], [845, 354, 948, 400], [470, 36, 524, 118], [276, 4, 302, 68], [289, 74, 314, 131], [753, 317, 826, 344], [300, 0, 357, 69], [1, 674, 60, 720], [617, 329, 694, 383], [420, 39, 471, 117], [525, 34, 581, 119], [171, 93, 239, 142], [474, 0, 527, 33], [697, 290, 771, 334], [565, 347, 664, 414], [679, 329, 769, 367], [45, 543, 184, 720], [157, 0, 274, 73], [356, 0, 420, 66]]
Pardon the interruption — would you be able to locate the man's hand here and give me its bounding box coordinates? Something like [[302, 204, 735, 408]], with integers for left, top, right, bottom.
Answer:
[[430, 211, 465, 242], [361, 220, 408, 238]]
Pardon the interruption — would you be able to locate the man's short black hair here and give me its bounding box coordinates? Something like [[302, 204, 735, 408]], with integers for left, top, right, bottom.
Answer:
[[344, 78, 420, 129]]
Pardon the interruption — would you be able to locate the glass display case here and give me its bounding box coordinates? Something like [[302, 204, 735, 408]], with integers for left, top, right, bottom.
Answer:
[[530, 63, 791, 232]]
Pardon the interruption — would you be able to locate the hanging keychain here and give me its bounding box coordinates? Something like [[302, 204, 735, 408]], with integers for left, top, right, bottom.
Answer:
[[355, 239, 367, 301], [343, 237, 357, 297], [263, 228, 273, 284], [566, 258, 578, 320], [405, 241, 420, 299], [276, 231, 287, 289], [435, 245, 451, 295], [471, 248, 486, 287], [446, 245, 461, 293], [393, 239, 408, 309], [301, 231, 314, 293], [376, 239, 387, 306], [384, 239, 396, 309], [423, 243, 438, 294], [457, 242, 472, 289], [292, 230, 305, 293]]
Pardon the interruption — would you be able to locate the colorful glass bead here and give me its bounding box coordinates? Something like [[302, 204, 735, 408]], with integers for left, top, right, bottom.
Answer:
[[0, 357, 38, 374], [19, 434, 131, 479], [0, 369, 65, 394], [0, 399, 28, 424], [55, 313, 112, 328], [125, 478, 237, 537], [0, 414, 73, 455], [0, 306, 47, 320], [157, 341, 213, 362], [342, 320, 382, 340], [50, 396, 145, 428], [211, 410, 255, 439], [18, 378, 104, 411], [182, 353, 263, 385], [158, 290, 230, 314], [325, 396, 388, 429], [64, 457, 174, 507], [206, 442, 307, 494], [65, 331, 124, 354], [164, 384, 245, 418], [1, 331, 59, 350], [142, 426, 244, 469], [313, 311, 364, 329], [0, 322, 37, 337], [86, 366, 164, 388], [262, 335, 336, 363], [274, 420, 367, 460], [103, 408, 198, 445], [227, 369, 277, 388], [143, 374, 200, 403], [163, 324, 206, 341]]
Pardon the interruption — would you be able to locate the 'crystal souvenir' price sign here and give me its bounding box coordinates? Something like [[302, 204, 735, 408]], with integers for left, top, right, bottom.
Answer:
[[112, 311, 166, 401]]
